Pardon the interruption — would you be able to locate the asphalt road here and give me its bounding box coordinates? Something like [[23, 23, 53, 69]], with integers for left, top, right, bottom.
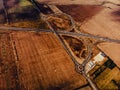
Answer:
[[28, 1, 99, 89], [1, 0, 120, 89], [0, 26, 120, 44], [0, 26, 119, 90], [0, 0, 119, 89]]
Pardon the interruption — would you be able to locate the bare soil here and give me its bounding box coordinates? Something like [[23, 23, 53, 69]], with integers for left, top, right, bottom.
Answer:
[[7, 31, 87, 90], [57, 5, 103, 23], [0, 32, 19, 89]]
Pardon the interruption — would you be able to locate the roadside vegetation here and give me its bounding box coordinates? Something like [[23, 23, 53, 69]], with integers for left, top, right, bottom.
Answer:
[[10, 19, 48, 29]]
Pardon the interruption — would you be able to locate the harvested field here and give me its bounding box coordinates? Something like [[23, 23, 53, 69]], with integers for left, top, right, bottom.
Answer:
[[98, 43, 120, 68], [57, 5, 103, 23], [8, 31, 87, 90], [36, 0, 107, 5], [57, 4, 120, 69], [0, 32, 19, 89]]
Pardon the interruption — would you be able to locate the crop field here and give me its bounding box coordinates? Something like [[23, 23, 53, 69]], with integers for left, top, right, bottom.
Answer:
[[0, 32, 19, 89], [57, 5, 103, 23], [94, 67, 120, 89], [0, 31, 87, 89], [0, 0, 120, 89], [19, 0, 32, 6]]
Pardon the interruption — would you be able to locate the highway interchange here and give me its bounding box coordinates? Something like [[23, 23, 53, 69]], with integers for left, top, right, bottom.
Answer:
[[29, 0, 115, 89], [0, 26, 120, 44], [1, 0, 120, 89]]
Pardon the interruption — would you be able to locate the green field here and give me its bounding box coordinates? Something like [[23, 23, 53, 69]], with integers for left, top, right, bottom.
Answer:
[[94, 67, 120, 89], [20, 0, 32, 6]]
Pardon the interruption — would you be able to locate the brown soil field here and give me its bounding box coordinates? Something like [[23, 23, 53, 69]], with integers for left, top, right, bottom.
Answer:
[[57, 5, 103, 23], [36, 0, 100, 5], [6, 31, 87, 90], [79, 6, 120, 67], [98, 43, 120, 68], [0, 32, 19, 89], [37, 0, 120, 5], [57, 4, 120, 68]]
